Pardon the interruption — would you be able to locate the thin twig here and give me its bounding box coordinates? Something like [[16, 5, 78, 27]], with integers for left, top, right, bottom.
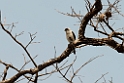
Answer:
[[0, 23, 37, 67], [2, 65, 10, 81], [95, 72, 108, 83], [70, 55, 103, 81]]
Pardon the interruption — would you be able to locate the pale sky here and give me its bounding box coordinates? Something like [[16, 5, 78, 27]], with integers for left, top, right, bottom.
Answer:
[[0, 0, 124, 83]]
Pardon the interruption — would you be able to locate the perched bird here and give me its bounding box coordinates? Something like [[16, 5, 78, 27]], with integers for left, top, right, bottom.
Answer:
[[65, 28, 76, 54]]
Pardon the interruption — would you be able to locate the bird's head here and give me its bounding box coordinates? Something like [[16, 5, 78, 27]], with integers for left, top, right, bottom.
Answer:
[[65, 28, 70, 31]]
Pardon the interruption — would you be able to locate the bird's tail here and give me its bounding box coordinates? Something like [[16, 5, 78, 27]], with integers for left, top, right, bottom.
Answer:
[[72, 49, 76, 54]]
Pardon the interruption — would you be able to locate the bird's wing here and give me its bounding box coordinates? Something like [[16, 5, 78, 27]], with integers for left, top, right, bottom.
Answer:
[[72, 31, 76, 40]]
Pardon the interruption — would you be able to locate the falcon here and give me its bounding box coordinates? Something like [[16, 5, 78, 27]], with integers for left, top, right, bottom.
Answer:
[[65, 28, 76, 54]]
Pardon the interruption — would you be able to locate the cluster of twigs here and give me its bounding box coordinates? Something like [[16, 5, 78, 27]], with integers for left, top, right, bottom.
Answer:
[[57, 0, 124, 53]]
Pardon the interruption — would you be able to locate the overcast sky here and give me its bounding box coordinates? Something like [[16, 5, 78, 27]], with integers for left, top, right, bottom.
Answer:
[[0, 0, 124, 83]]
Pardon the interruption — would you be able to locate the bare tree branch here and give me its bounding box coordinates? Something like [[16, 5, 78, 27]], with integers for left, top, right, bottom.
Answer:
[[0, 0, 124, 83], [70, 55, 103, 81], [95, 72, 109, 83], [0, 22, 37, 68], [2, 65, 10, 81], [78, 0, 102, 38]]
